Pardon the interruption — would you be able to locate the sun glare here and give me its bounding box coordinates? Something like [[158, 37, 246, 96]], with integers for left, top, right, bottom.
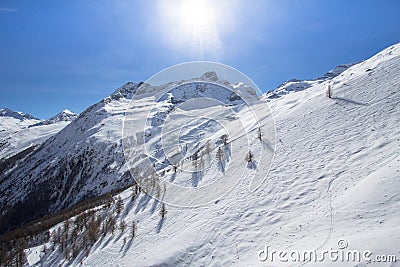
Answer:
[[179, 1, 215, 33], [157, 0, 234, 58]]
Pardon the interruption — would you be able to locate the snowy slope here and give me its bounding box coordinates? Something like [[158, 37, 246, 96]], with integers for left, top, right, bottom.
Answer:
[[265, 63, 357, 99], [0, 109, 77, 159], [0, 108, 41, 159], [25, 43, 400, 266], [0, 78, 257, 235], [0, 87, 138, 233], [0, 108, 40, 134]]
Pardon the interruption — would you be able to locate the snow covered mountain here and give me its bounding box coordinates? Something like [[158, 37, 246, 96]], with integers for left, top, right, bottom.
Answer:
[[0, 108, 39, 121], [0, 109, 77, 160], [1, 43, 400, 266], [30, 109, 78, 127], [265, 63, 358, 99], [0, 108, 41, 134], [77, 44, 398, 266], [0, 77, 256, 236]]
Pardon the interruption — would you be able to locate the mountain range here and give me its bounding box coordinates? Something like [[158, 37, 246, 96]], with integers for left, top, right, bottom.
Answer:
[[1, 43, 399, 266], [0, 109, 78, 160]]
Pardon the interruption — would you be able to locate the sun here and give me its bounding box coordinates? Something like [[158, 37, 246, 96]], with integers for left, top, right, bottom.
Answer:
[[157, 0, 228, 57], [178, 0, 215, 33]]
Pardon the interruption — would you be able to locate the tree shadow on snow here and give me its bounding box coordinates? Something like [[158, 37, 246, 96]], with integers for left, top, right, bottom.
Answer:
[[150, 198, 159, 215], [156, 218, 165, 233], [261, 139, 275, 152], [334, 97, 368, 106], [113, 230, 125, 244], [247, 161, 257, 170], [191, 171, 201, 187], [170, 172, 177, 182], [122, 238, 134, 257], [134, 194, 152, 214], [218, 161, 225, 173], [91, 235, 106, 253], [101, 234, 115, 249], [224, 145, 231, 161], [122, 198, 136, 220]]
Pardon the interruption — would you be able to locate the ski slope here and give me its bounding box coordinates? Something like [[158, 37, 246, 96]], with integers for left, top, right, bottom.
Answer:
[[29, 43, 400, 266]]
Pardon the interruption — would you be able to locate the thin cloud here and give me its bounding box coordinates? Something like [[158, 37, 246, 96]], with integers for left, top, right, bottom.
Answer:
[[0, 7, 19, 13]]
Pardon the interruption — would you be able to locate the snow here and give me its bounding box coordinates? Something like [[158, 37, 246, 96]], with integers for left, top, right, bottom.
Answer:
[[0, 108, 39, 121], [0, 112, 41, 158], [264, 62, 357, 100], [0, 121, 71, 159], [20, 43, 400, 266], [62, 109, 74, 115], [30, 109, 78, 127], [25, 244, 46, 266], [0, 108, 76, 159]]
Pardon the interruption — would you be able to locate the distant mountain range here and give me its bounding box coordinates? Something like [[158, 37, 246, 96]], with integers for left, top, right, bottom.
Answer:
[[0, 107, 39, 121], [0, 108, 78, 159]]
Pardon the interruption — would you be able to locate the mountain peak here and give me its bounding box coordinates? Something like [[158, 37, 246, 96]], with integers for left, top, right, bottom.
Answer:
[[53, 109, 78, 121], [109, 82, 143, 100], [29, 109, 78, 127], [318, 62, 359, 80], [201, 71, 218, 82], [61, 109, 74, 115]]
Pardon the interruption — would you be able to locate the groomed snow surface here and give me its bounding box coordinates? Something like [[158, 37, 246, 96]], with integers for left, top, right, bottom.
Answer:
[[27, 44, 400, 266]]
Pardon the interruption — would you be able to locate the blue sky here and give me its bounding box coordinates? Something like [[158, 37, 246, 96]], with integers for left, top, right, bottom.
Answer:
[[0, 0, 399, 119]]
